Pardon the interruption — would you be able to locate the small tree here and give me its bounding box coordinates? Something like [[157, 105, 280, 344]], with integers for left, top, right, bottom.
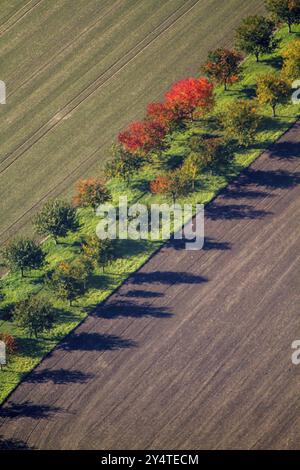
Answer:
[[73, 177, 111, 210], [182, 152, 204, 191], [47, 262, 85, 306], [150, 169, 190, 203], [282, 39, 300, 80], [146, 101, 178, 130], [34, 199, 79, 244], [0, 333, 17, 368], [118, 120, 167, 156], [1, 238, 45, 277], [235, 15, 277, 62], [220, 99, 260, 145], [165, 77, 214, 121], [256, 74, 290, 116], [105, 145, 143, 182], [82, 236, 114, 272], [13, 296, 55, 338], [202, 48, 243, 90], [265, 0, 300, 33]]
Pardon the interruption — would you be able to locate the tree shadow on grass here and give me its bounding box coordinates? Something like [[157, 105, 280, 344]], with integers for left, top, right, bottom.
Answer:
[[0, 435, 34, 449], [25, 368, 94, 385], [0, 401, 61, 420], [60, 332, 136, 352], [16, 337, 49, 359], [129, 176, 150, 193], [113, 238, 151, 259], [95, 301, 173, 320], [261, 55, 283, 70]]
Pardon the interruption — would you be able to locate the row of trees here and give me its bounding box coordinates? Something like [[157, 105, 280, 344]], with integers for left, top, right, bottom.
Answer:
[[1, 2, 299, 346], [0, 233, 115, 341]]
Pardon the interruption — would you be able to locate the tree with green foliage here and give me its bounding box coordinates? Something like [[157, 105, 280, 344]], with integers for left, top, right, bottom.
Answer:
[[256, 74, 291, 116], [220, 99, 261, 146], [13, 296, 55, 338], [105, 145, 144, 182], [282, 39, 300, 79], [235, 15, 277, 62], [1, 238, 45, 277], [34, 199, 79, 244], [202, 48, 243, 90], [265, 0, 300, 33]]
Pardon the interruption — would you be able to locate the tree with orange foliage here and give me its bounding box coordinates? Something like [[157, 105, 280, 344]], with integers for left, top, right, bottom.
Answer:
[[73, 177, 111, 210], [202, 48, 243, 91], [150, 169, 190, 203], [164, 77, 214, 121], [118, 120, 167, 155]]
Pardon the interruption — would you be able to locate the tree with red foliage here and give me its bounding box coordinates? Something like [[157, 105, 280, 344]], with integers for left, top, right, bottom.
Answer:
[[146, 102, 177, 130], [118, 120, 167, 155], [165, 77, 214, 121], [73, 177, 111, 210], [202, 48, 243, 91]]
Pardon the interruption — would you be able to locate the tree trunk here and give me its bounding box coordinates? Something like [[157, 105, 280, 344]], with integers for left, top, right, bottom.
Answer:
[[224, 80, 227, 91], [288, 21, 292, 34], [21, 267, 24, 277], [272, 105, 276, 118], [255, 52, 259, 63]]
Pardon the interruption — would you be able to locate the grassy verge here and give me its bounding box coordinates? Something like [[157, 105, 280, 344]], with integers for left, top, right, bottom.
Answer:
[[0, 24, 299, 404]]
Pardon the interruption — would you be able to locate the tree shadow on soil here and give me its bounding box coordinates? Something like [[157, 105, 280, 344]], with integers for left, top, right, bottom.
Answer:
[[59, 332, 136, 352], [95, 301, 173, 320], [25, 368, 94, 385], [0, 401, 61, 420]]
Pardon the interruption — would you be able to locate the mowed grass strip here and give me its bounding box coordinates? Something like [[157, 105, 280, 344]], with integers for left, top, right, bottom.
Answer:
[[0, 0, 266, 242], [0, 23, 299, 404]]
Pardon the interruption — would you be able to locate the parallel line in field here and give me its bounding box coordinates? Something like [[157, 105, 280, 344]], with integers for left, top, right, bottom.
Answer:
[[6, 0, 124, 93], [0, 0, 44, 36], [0, 0, 199, 176], [0, 0, 202, 244]]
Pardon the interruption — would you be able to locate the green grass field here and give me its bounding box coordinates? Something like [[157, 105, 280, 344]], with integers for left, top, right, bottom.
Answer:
[[0, 0, 266, 243], [0, 18, 299, 404]]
